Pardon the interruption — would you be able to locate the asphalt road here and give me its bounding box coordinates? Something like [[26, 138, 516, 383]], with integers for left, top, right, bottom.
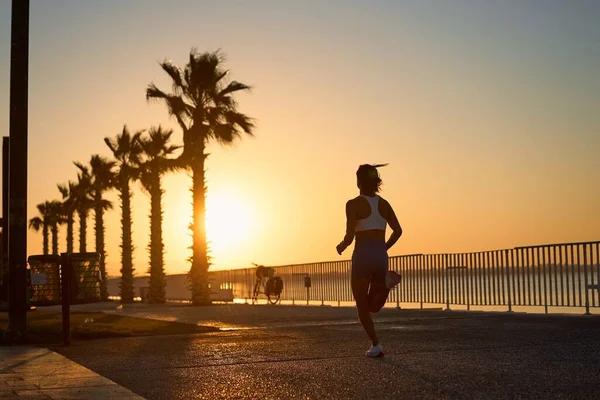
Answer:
[[50, 305, 600, 399]]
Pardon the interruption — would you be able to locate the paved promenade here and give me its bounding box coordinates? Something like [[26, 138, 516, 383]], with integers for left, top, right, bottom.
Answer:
[[0, 345, 142, 399], [38, 303, 600, 399]]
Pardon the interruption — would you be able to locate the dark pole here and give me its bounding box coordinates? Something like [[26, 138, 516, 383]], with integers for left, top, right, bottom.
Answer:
[[1, 137, 8, 304], [60, 253, 71, 345], [7, 0, 30, 339]]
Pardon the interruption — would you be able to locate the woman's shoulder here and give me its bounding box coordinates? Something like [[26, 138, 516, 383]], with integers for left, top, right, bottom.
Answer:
[[346, 195, 364, 208], [375, 195, 393, 214], [346, 196, 359, 206], [377, 195, 388, 204]]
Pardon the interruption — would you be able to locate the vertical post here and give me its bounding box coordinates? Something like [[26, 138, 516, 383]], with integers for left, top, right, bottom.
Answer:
[[320, 263, 324, 306], [1, 137, 9, 304], [583, 244, 590, 315], [396, 258, 401, 309], [7, 0, 30, 340], [445, 255, 450, 311], [541, 247, 548, 314], [244, 269, 248, 304], [466, 257, 471, 311], [507, 249, 513, 313], [419, 255, 424, 309], [60, 253, 71, 345]]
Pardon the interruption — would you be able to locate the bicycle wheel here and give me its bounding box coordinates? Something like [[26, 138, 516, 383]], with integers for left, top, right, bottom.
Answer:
[[268, 293, 280, 305], [252, 281, 261, 305]]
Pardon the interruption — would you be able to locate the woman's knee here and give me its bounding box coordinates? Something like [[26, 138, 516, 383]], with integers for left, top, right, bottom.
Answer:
[[356, 300, 371, 313], [368, 284, 389, 313]]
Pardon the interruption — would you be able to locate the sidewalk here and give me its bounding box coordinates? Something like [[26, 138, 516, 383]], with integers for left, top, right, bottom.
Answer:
[[0, 346, 143, 399]]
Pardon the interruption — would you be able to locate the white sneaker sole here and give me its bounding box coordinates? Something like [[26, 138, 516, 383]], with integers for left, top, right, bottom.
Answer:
[[386, 271, 402, 289]]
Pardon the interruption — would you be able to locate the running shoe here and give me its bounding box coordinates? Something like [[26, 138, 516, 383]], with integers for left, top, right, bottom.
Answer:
[[386, 270, 402, 289], [366, 344, 384, 357]]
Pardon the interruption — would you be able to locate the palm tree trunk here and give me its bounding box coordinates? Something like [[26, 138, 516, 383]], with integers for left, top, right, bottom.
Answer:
[[78, 208, 87, 253], [51, 224, 59, 255], [66, 212, 74, 254], [120, 176, 135, 303], [190, 152, 210, 305], [148, 171, 165, 304], [42, 224, 49, 256], [95, 191, 108, 300]]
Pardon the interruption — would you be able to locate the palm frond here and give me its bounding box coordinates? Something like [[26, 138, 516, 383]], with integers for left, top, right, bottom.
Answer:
[[159, 60, 185, 92], [146, 85, 189, 131], [89, 154, 116, 190], [104, 137, 118, 157], [211, 124, 239, 145], [218, 80, 252, 98], [90, 155, 116, 172], [74, 162, 90, 176], [101, 199, 113, 211], [47, 200, 66, 225], [57, 184, 68, 198], [225, 110, 255, 135], [28, 216, 43, 231], [146, 84, 170, 101]]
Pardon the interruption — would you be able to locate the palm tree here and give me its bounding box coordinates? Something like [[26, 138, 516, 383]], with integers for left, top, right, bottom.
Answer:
[[47, 200, 65, 255], [137, 126, 180, 304], [146, 49, 255, 305], [74, 172, 94, 253], [76, 155, 115, 300], [29, 202, 52, 255], [58, 181, 78, 254], [105, 126, 143, 303]]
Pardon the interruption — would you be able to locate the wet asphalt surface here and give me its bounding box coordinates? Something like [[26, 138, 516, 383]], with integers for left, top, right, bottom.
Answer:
[[49, 305, 600, 399]]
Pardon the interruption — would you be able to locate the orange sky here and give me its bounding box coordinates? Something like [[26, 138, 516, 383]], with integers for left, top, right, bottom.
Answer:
[[0, 1, 599, 277]]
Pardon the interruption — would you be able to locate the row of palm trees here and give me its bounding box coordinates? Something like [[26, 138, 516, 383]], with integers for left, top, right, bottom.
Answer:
[[28, 49, 255, 305], [30, 127, 178, 303]]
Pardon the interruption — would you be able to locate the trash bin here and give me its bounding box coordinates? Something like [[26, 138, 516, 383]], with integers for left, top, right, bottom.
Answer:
[[69, 253, 102, 304], [27, 255, 61, 306], [26, 253, 101, 306]]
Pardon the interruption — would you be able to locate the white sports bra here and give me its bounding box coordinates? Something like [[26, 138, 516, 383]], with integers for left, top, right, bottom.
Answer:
[[355, 195, 387, 232]]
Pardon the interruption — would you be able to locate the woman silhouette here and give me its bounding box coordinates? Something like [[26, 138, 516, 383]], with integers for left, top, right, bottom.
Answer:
[[336, 164, 402, 357]]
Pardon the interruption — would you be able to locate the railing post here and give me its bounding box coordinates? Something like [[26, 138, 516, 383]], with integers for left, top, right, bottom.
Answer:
[[320, 263, 325, 306], [60, 253, 72, 346], [466, 256, 471, 311], [541, 247, 548, 314], [507, 249, 513, 313], [396, 257, 401, 309], [244, 269, 248, 304], [583, 245, 591, 315], [445, 254, 451, 311]]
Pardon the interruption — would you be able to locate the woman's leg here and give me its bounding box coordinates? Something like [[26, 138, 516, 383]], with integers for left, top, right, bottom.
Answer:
[[368, 283, 390, 313], [367, 252, 391, 313], [352, 277, 379, 346]]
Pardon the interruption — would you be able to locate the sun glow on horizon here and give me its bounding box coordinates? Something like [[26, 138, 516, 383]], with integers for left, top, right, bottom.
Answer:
[[161, 175, 259, 273], [205, 192, 255, 258]]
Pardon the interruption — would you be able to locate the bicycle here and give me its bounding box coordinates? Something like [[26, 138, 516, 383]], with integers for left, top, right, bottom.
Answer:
[[251, 263, 283, 305]]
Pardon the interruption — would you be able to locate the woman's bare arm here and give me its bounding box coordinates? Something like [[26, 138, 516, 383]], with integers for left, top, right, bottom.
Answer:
[[384, 200, 402, 251], [336, 200, 356, 254]]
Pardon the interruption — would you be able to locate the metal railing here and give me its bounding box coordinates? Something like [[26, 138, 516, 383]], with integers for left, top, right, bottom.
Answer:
[[209, 241, 600, 314]]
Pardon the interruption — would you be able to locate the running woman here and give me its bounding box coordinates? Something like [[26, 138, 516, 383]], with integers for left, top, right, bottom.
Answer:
[[336, 164, 403, 357]]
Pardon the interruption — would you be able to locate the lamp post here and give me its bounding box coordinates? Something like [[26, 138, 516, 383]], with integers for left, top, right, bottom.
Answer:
[[7, 0, 30, 339], [2, 137, 8, 304]]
